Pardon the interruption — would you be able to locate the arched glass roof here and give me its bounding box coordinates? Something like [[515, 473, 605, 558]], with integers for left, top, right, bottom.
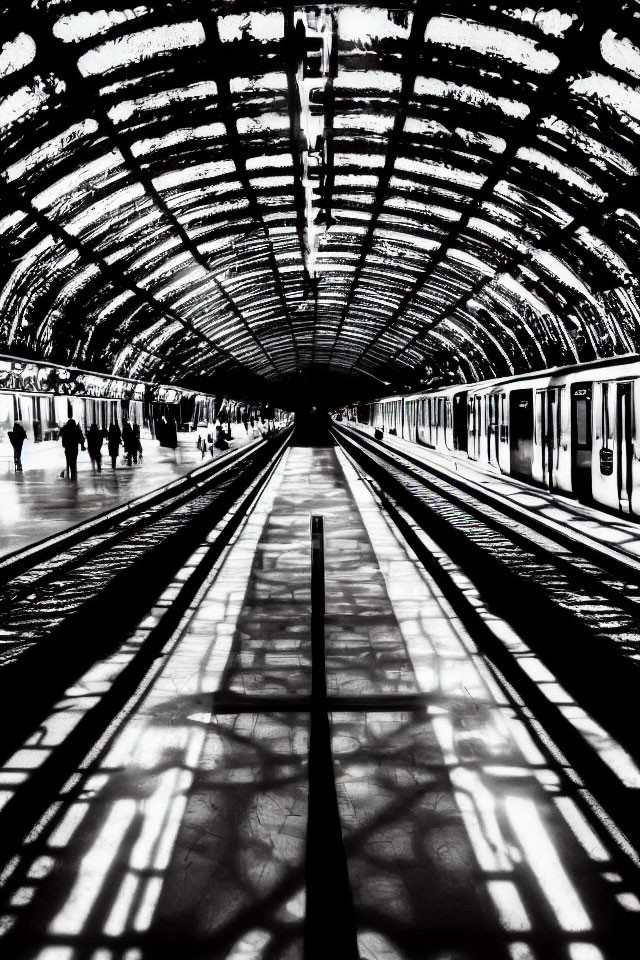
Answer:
[[1, 1, 639, 402]]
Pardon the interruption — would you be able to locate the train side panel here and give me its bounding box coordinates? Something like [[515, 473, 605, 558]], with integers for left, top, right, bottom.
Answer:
[[351, 357, 640, 522]]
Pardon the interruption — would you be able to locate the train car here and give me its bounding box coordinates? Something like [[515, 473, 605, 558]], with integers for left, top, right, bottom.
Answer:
[[355, 355, 640, 519]]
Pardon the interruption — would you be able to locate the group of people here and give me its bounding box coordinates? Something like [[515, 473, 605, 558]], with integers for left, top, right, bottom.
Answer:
[[51, 418, 141, 479], [197, 423, 233, 458], [7, 412, 270, 478], [57, 418, 142, 479]]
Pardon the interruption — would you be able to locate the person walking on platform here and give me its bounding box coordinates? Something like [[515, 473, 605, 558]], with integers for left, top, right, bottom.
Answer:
[[133, 422, 143, 463], [60, 418, 85, 480], [214, 425, 229, 452], [8, 422, 26, 472], [108, 421, 122, 468], [122, 420, 138, 466], [166, 417, 178, 449], [87, 423, 103, 472]]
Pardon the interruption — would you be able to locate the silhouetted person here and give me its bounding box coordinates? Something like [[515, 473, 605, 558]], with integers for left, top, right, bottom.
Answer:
[[60, 418, 84, 480], [87, 423, 103, 472], [158, 415, 177, 449], [133, 422, 143, 463], [214, 426, 229, 451], [108, 421, 122, 468], [122, 419, 136, 465], [8, 422, 26, 472]]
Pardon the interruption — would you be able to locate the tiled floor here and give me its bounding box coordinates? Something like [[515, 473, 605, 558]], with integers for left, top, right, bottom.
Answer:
[[0, 444, 638, 959]]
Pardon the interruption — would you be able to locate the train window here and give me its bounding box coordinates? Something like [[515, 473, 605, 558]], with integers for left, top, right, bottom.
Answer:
[[576, 398, 589, 447], [534, 391, 543, 445], [446, 401, 452, 429]]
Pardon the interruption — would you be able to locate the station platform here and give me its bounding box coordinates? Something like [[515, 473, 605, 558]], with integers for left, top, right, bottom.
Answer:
[[0, 437, 637, 959], [0, 424, 262, 560], [341, 420, 640, 566]]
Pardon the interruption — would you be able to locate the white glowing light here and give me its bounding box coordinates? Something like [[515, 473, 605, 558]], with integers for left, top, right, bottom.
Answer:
[[335, 113, 395, 135], [570, 72, 640, 126], [108, 82, 218, 124], [50, 800, 137, 934], [218, 12, 283, 44], [426, 17, 559, 74], [78, 22, 205, 77], [0, 83, 49, 128], [505, 7, 575, 38], [54, 8, 149, 43], [601, 29, 640, 82], [415, 76, 529, 119], [230, 73, 288, 94], [448, 247, 495, 274], [505, 795, 592, 932], [517, 147, 606, 201], [131, 123, 226, 157], [487, 880, 531, 931], [245, 154, 291, 171], [31, 150, 123, 211], [237, 113, 289, 135], [335, 70, 402, 93], [153, 160, 236, 192], [0, 33, 36, 78], [455, 127, 507, 153], [5, 120, 100, 183]]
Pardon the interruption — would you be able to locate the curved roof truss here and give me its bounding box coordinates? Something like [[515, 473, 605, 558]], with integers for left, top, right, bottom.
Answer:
[[0, 1, 639, 400]]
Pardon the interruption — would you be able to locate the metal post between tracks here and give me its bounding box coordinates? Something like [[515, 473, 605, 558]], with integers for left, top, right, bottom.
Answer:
[[304, 515, 359, 960]]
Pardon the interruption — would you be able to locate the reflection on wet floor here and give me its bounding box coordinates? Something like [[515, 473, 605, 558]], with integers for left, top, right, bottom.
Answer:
[[0, 446, 638, 959], [0, 427, 257, 559]]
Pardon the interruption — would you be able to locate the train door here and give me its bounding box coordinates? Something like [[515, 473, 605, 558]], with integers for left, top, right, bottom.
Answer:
[[468, 396, 481, 460], [571, 383, 592, 502], [453, 391, 468, 452], [436, 397, 444, 448], [540, 387, 563, 491], [617, 382, 634, 514], [487, 394, 499, 465], [404, 399, 415, 441], [510, 389, 534, 479], [444, 399, 453, 450], [426, 399, 433, 446], [417, 399, 426, 445], [498, 392, 509, 471]]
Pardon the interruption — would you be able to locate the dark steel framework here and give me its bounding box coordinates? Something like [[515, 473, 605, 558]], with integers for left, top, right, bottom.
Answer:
[[0, 2, 639, 401]]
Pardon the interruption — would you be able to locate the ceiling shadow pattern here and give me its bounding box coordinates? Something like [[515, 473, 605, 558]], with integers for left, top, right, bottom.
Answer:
[[0, 2, 640, 399]]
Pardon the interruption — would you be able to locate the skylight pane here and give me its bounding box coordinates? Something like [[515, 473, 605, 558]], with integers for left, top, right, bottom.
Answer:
[[78, 22, 205, 77]]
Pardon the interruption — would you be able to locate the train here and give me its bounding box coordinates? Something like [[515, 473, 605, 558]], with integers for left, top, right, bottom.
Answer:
[[342, 355, 640, 518]]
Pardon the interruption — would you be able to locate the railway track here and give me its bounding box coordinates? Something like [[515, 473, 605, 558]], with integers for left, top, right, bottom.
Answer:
[[0, 431, 291, 866], [333, 422, 640, 859]]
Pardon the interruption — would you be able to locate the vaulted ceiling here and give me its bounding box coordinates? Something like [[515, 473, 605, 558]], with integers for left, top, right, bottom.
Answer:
[[1, 1, 640, 404]]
